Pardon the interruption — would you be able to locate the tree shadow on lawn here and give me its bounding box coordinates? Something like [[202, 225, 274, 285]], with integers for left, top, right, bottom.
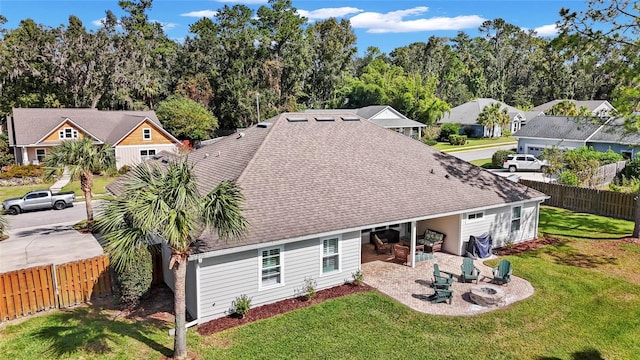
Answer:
[[537, 348, 604, 360], [30, 302, 173, 358], [534, 239, 619, 269], [539, 207, 632, 239]]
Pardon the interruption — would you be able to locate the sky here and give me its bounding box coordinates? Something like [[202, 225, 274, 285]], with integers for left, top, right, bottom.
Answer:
[[0, 0, 589, 54]]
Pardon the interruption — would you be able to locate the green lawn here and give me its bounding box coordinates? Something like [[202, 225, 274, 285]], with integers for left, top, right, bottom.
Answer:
[[433, 137, 515, 152], [539, 206, 634, 239], [0, 182, 54, 202], [469, 157, 493, 168], [1, 207, 639, 359], [61, 176, 118, 198]]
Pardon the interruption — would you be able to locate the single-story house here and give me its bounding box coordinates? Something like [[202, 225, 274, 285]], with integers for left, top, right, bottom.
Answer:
[[110, 112, 547, 323], [513, 116, 638, 159], [304, 105, 427, 139], [533, 100, 615, 118], [439, 98, 534, 137], [7, 108, 181, 169]]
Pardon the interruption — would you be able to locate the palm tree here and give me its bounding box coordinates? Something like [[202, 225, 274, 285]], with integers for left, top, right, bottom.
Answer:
[[44, 137, 115, 229], [0, 213, 7, 239], [95, 159, 248, 360], [477, 102, 509, 137]]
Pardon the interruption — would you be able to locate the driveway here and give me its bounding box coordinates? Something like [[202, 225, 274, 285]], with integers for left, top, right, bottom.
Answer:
[[0, 201, 105, 273], [490, 168, 557, 182]]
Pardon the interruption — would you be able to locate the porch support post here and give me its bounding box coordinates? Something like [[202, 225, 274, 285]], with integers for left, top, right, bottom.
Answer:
[[21, 147, 29, 165], [410, 220, 417, 268]]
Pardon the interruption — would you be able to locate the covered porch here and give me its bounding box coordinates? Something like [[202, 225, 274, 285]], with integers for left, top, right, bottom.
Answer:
[[361, 252, 534, 316]]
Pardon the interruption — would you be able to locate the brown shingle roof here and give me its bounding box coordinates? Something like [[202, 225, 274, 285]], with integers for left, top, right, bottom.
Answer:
[[187, 113, 546, 253], [10, 108, 174, 145]]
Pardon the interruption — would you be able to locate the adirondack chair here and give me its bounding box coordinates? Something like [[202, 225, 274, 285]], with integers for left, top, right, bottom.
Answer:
[[432, 264, 454, 289], [460, 257, 480, 284], [428, 287, 453, 304], [492, 259, 513, 285]]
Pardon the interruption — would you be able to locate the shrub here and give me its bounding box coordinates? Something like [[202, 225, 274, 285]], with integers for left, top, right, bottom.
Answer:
[[300, 277, 317, 301], [423, 139, 437, 146], [492, 149, 516, 168], [448, 134, 467, 146], [351, 270, 364, 286], [231, 294, 252, 318], [0, 164, 43, 179], [624, 158, 640, 179], [114, 246, 152, 308], [118, 165, 132, 175], [502, 129, 512, 137], [558, 171, 579, 186], [438, 123, 459, 141], [421, 126, 441, 141]]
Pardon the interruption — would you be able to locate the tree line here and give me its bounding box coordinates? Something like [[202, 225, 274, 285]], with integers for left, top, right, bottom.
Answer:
[[0, 0, 637, 136]]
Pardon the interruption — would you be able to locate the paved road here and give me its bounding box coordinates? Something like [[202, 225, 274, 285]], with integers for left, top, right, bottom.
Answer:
[[0, 201, 104, 273], [449, 144, 516, 162]]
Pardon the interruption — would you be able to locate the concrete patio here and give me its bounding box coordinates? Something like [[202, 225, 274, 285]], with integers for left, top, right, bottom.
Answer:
[[361, 252, 534, 316]]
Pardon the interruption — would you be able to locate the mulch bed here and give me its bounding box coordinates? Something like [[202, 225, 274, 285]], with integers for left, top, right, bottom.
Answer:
[[493, 236, 563, 256], [197, 283, 372, 336]]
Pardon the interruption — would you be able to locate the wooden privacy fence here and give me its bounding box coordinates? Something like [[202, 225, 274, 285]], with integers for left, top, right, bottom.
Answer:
[[0, 255, 112, 322], [520, 179, 635, 220]]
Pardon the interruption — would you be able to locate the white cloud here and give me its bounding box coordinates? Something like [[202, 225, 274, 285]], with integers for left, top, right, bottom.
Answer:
[[297, 7, 363, 21], [92, 18, 105, 27], [158, 21, 178, 30], [533, 24, 558, 37], [216, 0, 268, 4], [181, 10, 218, 18], [349, 6, 486, 34]]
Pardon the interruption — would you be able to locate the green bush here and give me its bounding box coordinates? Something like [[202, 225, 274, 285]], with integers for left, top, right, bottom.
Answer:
[[232, 294, 252, 318], [624, 158, 640, 179], [492, 149, 516, 168], [351, 270, 364, 286], [114, 246, 152, 308], [421, 126, 441, 141], [558, 171, 579, 186], [299, 277, 317, 301], [502, 129, 512, 137], [439, 123, 459, 141], [423, 139, 438, 146], [448, 134, 467, 146], [0, 164, 43, 179], [118, 165, 132, 175]]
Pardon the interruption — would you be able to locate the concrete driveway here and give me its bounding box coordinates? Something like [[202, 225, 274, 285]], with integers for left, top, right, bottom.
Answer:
[[0, 202, 105, 273], [490, 168, 557, 182]]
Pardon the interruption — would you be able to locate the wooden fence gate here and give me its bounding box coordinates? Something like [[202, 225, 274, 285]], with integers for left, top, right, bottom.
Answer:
[[0, 255, 112, 322]]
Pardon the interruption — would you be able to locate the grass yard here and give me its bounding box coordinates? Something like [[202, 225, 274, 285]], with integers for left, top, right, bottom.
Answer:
[[1, 207, 639, 359], [0, 183, 54, 202], [61, 176, 118, 198], [469, 157, 493, 168], [433, 137, 515, 152]]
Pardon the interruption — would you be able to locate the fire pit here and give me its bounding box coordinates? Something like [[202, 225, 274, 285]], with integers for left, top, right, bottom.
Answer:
[[469, 284, 505, 306]]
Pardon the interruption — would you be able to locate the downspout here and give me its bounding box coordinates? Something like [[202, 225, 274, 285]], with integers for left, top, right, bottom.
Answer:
[[410, 221, 417, 268]]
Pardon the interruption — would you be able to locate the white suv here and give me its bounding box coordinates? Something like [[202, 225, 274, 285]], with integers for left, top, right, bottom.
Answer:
[[503, 154, 549, 172]]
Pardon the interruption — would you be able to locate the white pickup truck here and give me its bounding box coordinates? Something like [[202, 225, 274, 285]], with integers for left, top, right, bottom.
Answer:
[[503, 154, 549, 172], [2, 189, 76, 215]]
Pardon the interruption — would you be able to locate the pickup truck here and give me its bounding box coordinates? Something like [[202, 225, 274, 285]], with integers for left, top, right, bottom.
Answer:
[[2, 189, 76, 215], [503, 154, 550, 172]]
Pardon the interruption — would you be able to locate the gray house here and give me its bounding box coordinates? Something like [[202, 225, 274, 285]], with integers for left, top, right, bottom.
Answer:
[[113, 112, 547, 323], [439, 98, 537, 137], [304, 105, 426, 139], [533, 100, 615, 118], [513, 116, 638, 159]]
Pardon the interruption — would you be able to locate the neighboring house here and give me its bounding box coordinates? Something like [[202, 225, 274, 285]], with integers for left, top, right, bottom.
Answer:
[[533, 100, 615, 118], [439, 98, 533, 137], [512, 116, 638, 158], [304, 105, 426, 139], [108, 112, 547, 323], [7, 108, 181, 169]]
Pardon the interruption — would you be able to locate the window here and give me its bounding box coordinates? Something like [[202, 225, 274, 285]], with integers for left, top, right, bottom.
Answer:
[[511, 206, 522, 232], [140, 149, 156, 161], [260, 247, 282, 288], [467, 212, 484, 221], [142, 128, 152, 140], [58, 127, 78, 139], [35, 149, 46, 162], [322, 237, 340, 273]]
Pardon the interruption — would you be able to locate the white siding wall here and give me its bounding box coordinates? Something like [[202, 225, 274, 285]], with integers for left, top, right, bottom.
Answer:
[[114, 144, 178, 169], [417, 215, 462, 255], [194, 230, 361, 323], [371, 109, 401, 120], [161, 243, 198, 319], [460, 201, 539, 251]]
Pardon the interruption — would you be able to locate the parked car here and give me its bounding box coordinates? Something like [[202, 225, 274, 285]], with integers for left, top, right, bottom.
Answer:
[[503, 154, 549, 172], [2, 189, 76, 215]]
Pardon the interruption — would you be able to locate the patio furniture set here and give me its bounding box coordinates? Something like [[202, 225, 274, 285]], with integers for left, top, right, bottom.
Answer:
[[427, 258, 513, 305], [371, 228, 446, 265]]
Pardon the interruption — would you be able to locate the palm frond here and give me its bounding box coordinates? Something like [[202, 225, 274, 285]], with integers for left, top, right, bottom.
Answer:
[[202, 181, 249, 241]]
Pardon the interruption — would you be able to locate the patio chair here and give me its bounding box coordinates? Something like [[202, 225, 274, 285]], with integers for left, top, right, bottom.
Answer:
[[373, 234, 392, 255], [428, 287, 453, 304], [460, 257, 480, 284], [492, 259, 513, 285], [432, 264, 454, 289], [393, 244, 410, 264]]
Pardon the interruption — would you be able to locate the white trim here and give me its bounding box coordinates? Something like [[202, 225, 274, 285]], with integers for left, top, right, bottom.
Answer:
[[258, 245, 284, 290], [142, 127, 152, 141], [585, 118, 613, 143], [139, 148, 157, 161], [34, 118, 103, 144], [465, 211, 484, 222], [510, 205, 523, 232], [319, 234, 341, 276], [35, 148, 46, 162], [195, 258, 201, 322], [113, 117, 181, 146], [190, 197, 549, 261], [58, 127, 79, 140]]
